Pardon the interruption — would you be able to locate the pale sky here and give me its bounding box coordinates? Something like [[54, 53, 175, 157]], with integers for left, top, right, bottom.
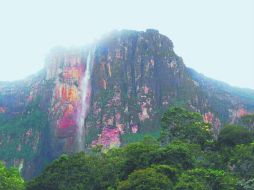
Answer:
[[0, 0, 253, 89]]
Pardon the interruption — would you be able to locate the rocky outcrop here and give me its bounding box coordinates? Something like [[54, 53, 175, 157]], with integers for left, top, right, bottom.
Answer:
[[0, 29, 254, 178]]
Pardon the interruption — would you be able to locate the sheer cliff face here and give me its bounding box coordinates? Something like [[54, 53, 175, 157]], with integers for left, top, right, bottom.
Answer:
[[0, 29, 254, 178]]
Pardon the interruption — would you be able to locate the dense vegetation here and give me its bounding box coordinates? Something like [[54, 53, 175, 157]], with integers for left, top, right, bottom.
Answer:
[[2, 107, 254, 189], [0, 162, 24, 190], [0, 97, 48, 161]]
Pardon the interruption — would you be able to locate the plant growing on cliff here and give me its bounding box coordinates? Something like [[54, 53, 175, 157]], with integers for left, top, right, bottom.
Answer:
[[0, 161, 24, 190], [239, 114, 254, 131], [25, 106, 254, 190]]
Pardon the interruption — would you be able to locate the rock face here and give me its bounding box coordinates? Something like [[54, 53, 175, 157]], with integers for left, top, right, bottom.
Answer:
[[0, 29, 254, 178]]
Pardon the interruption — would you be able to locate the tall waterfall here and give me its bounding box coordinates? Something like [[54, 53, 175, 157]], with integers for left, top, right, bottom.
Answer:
[[77, 50, 94, 152]]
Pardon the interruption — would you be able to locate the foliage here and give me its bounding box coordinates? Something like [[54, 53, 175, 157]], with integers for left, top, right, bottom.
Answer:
[[230, 143, 254, 179], [175, 168, 237, 190], [0, 95, 48, 163], [151, 164, 179, 184], [117, 136, 160, 179], [0, 108, 47, 161], [239, 114, 254, 130], [117, 168, 173, 190], [154, 141, 202, 170], [26, 138, 203, 189], [26, 152, 120, 190], [121, 130, 160, 145], [8, 106, 254, 189], [160, 107, 213, 147], [237, 179, 254, 190], [84, 125, 102, 146], [218, 125, 254, 147], [0, 161, 24, 190]]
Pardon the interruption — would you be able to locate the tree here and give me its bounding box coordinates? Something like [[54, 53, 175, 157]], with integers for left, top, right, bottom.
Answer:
[[175, 168, 237, 190], [237, 179, 254, 190], [117, 168, 173, 190], [160, 107, 212, 147], [0, 161, 24, 190], [153, 141, 202, 170], [151, 164, 179, 185], [239, 114, 254, 131], [26, 106, 253, 189], [26, 153, 119, 190], [218, 125, 254, 147], [119, 137, 160, 179], [230, 143, 254, 179]]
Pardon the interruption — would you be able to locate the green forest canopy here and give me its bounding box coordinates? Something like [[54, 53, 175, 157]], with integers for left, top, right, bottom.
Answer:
[[2, 107, 254, 190]]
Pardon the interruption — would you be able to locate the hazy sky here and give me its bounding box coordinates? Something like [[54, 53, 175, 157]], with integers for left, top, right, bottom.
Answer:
[[0, 0, 253, 89]]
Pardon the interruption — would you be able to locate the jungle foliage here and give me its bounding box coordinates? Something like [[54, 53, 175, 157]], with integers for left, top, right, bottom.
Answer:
[[3, 107, 254, 190]]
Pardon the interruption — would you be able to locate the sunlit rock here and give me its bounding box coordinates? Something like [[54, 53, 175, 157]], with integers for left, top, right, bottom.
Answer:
[[0, 29, 254, 179]]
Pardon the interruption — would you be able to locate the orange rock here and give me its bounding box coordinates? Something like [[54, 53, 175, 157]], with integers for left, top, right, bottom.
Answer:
[[27, 91, 34, 102], [139, 103, 149, 121], [144, 86, 149, 94], [92, 127, 121, 148], [117, 124, 125, 134], [68, 86, 78, 102], [131, 125, 138, 133], [64, 104, 74, 117], [203, 112, 214, 123], [236, 108, 248, 118], [100, 63, 105, 71], [58, 85, 79, 102], [101, 79, 107, 89], [63, 66, 82, 81], [106, 116, 114, 126], [115, 112, 121, 121], [62, 85, 68, 100], [55, 85, 61, 99], [0, 107, 6, 113]]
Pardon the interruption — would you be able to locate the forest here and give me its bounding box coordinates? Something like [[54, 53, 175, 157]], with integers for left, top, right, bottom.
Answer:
[[1, 107, 254, 190]]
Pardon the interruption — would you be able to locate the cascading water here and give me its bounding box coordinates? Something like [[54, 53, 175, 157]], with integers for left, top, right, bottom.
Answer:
[[77, 50, 94, 152]]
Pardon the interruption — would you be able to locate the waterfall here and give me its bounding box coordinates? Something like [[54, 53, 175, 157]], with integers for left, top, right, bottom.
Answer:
[[77, 50, 94, 152]]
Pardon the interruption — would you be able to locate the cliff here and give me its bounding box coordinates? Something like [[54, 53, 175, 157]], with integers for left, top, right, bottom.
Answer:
[[0, 29, 254, 178]]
